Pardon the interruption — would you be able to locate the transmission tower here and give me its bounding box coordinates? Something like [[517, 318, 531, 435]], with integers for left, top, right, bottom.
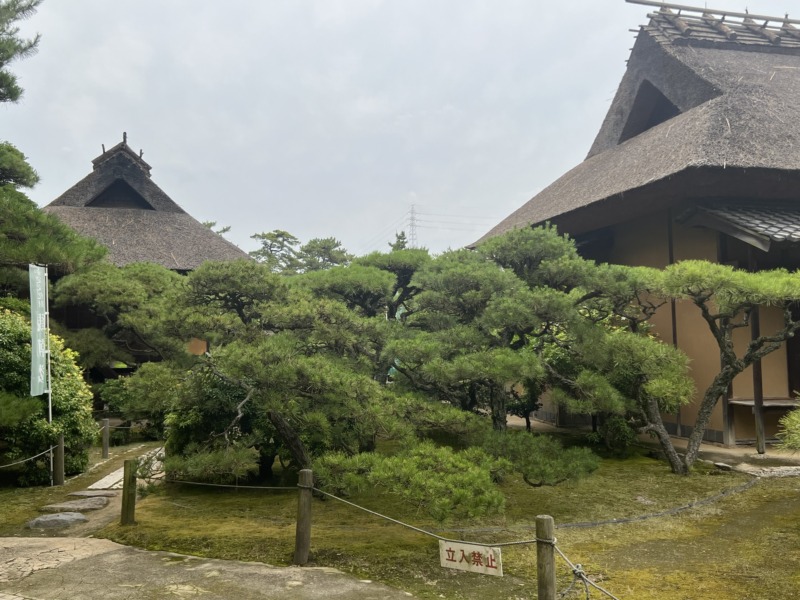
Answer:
[[409, 204, 418, 248]]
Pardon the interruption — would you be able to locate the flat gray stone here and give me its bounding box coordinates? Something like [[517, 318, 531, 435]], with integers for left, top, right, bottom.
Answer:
[[40, 497, 109, 513], [68, 490, 118, 498], [27, 512, 88, 529]]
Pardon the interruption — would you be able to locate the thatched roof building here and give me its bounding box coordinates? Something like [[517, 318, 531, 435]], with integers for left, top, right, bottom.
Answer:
[[44, 134, 250, 270], [475, 2, 800, 247]]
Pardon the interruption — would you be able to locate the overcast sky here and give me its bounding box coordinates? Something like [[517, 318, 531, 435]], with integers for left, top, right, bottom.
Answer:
[[5, 0, 797, 255]]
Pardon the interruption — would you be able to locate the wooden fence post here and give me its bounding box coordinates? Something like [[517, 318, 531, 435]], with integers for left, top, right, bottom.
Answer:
[[536, 514, 556, 600], [120, 459, 138, 526], [294, 469, 313, 565], [102, 418, 110, 459], [53, 434, 65, 486]]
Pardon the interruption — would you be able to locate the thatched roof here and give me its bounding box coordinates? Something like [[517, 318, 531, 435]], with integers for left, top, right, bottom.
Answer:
[[44, 136, 250, 270], [475, 4, 800, 244]]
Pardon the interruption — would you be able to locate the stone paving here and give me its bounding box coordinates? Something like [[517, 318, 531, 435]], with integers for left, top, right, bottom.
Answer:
[[0, 538, 413, 600]]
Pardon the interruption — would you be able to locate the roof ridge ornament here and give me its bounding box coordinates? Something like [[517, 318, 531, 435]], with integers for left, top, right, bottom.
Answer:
[[781, 19, 800, 40], [627, 0, 799, 26], [660, 7, 692, 36], [742, 15, 781, 45], [702, 11, 737, 40]]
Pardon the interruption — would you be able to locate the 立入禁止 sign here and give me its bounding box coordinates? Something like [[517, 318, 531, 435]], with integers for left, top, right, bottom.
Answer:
[[439, 540, 502, 577]]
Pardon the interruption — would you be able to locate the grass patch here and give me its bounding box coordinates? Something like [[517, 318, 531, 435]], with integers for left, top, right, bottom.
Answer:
[[95, 446, 800, 599], [0, 440, 162, 536]]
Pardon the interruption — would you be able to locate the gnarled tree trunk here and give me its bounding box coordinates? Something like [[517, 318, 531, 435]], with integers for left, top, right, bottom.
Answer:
[[267, 409, 312, 470]]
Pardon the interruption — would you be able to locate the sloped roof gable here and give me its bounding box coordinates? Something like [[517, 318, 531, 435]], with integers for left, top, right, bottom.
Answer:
[[44, 137, 251, 270], [476, 4, 800, 245]]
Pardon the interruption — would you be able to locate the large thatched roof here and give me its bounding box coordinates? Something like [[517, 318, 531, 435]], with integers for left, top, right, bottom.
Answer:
[[44, 135, 250, 270], [475, 4, 800, 244]]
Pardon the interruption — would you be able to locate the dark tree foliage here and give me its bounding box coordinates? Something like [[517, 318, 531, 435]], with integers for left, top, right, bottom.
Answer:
[[0, 186, 106, 296], [0, 0, 42, 104]]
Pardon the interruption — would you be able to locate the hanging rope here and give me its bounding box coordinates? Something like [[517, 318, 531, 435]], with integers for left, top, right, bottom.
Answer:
[[553, 544, 621, 600], [0, 446, 56, 469]]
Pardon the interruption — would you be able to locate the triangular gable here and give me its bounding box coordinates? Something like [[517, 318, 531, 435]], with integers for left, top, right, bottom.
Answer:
[[618, 80, 681, 144], [586, 32, 720, 158], [86, 179, 155, 210], [47, 142, 185, 214]]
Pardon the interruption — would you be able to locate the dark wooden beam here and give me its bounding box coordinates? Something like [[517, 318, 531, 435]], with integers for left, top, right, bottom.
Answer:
[[703, 13, 738, 40], [660, 7, 692, 36], [748, 247, 767, 454], [743, 17, 781, 44], [781, 21, 800, 40], [669, 210, 682, 437], [719, 233, 735, 447]]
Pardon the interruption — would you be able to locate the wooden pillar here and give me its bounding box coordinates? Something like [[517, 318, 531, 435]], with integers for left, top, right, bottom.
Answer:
[[53, 434, 65, 486], [102, 418, 110, 459], [751, 306, 766, 454], [747, 248, 766, 454], [669, 212, 682, 437], [536, 515, 556, 600], [294, 469, 313, 565], [120, 459, 137, 525], [722, 383, 735, 447]]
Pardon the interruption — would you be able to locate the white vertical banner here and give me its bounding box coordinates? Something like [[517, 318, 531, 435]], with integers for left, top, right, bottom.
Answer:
[[29, 264, 50, 398]]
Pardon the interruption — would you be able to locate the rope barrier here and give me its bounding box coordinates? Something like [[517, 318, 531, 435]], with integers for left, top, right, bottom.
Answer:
[[314, 487, 620, 597], [157, 470, 764, 600], [313, 487, 451, 541], [0, 446, 57, 469], [558, 562, 590, 600], [157, 476, 625, 597], [164, 479, 296, 491], [553, 544, 621, 600]]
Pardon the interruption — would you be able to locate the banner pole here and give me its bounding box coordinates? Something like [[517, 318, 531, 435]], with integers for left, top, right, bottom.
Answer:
[[45, 265, 53, 485]]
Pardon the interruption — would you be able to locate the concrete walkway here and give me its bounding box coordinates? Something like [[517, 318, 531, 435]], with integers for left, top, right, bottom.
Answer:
[[0, 538, 413, 600]]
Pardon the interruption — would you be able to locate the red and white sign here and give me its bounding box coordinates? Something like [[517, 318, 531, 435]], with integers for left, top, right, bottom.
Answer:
[[438, 540, 503, 577]]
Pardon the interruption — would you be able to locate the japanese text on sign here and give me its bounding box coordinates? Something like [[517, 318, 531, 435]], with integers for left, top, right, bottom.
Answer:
[[29, 264, 49, 396], [439, 540, 503, 577]]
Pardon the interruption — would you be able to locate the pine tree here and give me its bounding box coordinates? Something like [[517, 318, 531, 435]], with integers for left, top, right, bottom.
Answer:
[[0, 0, 42, 103]]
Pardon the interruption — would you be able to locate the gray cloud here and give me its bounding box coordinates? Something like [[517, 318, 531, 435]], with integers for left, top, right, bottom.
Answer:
[[5, 0, 795, 254]]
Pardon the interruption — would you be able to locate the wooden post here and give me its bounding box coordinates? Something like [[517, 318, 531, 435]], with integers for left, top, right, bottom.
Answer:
[[751, 306, 767, 454], [120, 459, 137, 526], [53, 434, 65, 486], [293, 469, 313, 565], [102, 418, 110, 459], [748, 249, 766, 454], [536, 515, 556, 600]]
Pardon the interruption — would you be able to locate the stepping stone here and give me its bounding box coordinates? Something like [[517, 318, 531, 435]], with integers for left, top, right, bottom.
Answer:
[[40, 497, 109, 513], [27, 512, 88, 529], [87, 468, 124, 490], [68, 490, 118, 498]]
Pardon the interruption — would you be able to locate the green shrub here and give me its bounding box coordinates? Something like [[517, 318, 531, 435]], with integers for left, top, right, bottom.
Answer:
[[314, 441, 508, 522], [480, 429, 599, 487], [0, 309, 96, 485], [163, 446, 259, 484], [777, 408, 800, 451], [586, 414, 638, 456]]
